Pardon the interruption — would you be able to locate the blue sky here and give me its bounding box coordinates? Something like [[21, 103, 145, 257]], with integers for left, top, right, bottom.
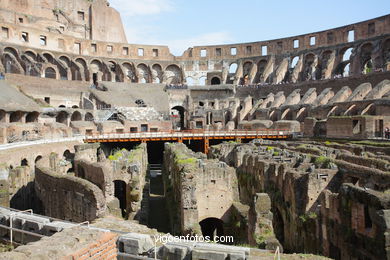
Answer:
[[109, 0, 390, 56]]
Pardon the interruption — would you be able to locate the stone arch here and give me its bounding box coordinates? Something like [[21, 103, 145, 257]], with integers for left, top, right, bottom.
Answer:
[[344, 104, 358, 116], [85, 112, 94, 121], [35, 155, 43, 164], [317, 50, 333, 79], [269, 110, 278, 121], [42, 52, 55, 63], [44, 66, 57, 79], [152, 64, 163, 83], [10, 111, 23, 123], [254, 59, 268, 83], [281, 108, 293, 120], [122, 62, 137, 82], [242, 61, 253, 84], [341, 47, 353, 62], [71, 111, 82, 121], [327, 106, 338, 117], [2, 47, 23, 74], [23, 50, 37, 60], [383, 38, 390, 70], [26, 111, 39, 123], [108, 60, 123, 82], [361, 103, 375, 116], [171, 106, 186, 130], [199, 76, 207, 86], [296, 107, 308, 122], [137, 63, 150, 83], [229, 63, 238, 74], [302, 53, 316, 81], [75, 58, 89, 81], [21, 158, 29, 166], [56, 111, 69, 124], [360, 42, 374, 73], [211, 77, 221, 85], [164, 64, 183, 84], [185, 76, 195, 86], [199, 217, 224, 240], [21, 50, 40, 77]]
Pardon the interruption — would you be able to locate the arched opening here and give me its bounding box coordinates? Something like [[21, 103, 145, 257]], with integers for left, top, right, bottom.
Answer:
[[35, 156, 43, 164], [114, 180, 127, 217], [44, 67, 56, 79], [21, 159, 29, 167], [343, 63, 351, 77], [343, 48, 353, 61], [383, 38, 390, 71], [296, 107, 308, 122], [229, 63, 238, 74], [171, 106, 185, 130], [56, 111, 68, 124], [63, 150, 74, 162], [302, 53, 316, 81], [211, 77, 221, 85], [137, 64, 150, 83], [10, 111, 23, 123], [255, 59, 268, 83], [186, 77, 194, 86], [199, 218, 224, 241], [85, 112, 94, 121], [199, 76, 207, 86], [344, 104, 358, 116], [269, 110, 278, 121], [361, 103, 375, 116], [165, 64, 182, 84], [71, 111, 82, 121], [152, 64, 163, 84], [281, 109, 293, 120], [26, 112, 39, 123], [360, 43, 373, 74], [123, 63, 137, 82], [291, 56, 299, 68]]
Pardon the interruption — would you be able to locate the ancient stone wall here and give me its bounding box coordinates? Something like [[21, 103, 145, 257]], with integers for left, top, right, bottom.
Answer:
[[163, 143, 239, 236], [208, 140, 390, 259], [35, 166, 106, 222]]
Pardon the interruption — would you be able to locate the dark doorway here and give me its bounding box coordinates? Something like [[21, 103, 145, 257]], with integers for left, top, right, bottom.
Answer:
[[171, 106, 185, 130], [211, 77, 221, 85], [114, 180, 127, 217], [199, 217, 224, 241], [93, 73, 98, 85]]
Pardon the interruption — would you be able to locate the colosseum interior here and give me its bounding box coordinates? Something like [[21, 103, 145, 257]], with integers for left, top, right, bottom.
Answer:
[[0, 0, 389, 259]]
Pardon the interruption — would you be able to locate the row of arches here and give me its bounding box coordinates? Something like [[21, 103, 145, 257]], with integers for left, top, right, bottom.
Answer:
[[56, 111, 94, 124], [1, 47, 184, 84], [267, 102, 377, 122], [0, 110, 39, 123], [225, 38, 390, 85]]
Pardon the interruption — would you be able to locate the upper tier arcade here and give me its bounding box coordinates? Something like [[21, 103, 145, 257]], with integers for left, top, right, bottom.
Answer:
[[0, 2, 389, 86]]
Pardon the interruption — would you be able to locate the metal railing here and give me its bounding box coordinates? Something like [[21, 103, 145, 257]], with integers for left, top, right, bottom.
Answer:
[[85, 129, 291, 140]]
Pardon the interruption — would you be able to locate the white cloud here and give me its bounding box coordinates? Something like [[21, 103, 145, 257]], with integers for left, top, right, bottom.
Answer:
[[109, 0, 174, 16]]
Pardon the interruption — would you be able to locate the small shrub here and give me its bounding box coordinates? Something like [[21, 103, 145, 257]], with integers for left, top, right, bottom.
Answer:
[[314, 156, 332, 168]]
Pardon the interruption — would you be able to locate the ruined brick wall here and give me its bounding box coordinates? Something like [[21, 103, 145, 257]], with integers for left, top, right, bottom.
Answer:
[[35, 166, 106, 222], [209, 141, 390, 259], [163, 143, 239, 235]]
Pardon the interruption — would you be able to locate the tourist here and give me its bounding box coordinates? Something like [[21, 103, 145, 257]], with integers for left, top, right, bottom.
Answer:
[[0, 72, 4, 80], [385, 127, 390, 139]]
